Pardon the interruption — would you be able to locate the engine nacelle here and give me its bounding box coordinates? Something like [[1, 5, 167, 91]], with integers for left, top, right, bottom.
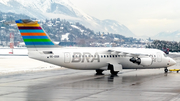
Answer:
[[130, 57, 152, 66]]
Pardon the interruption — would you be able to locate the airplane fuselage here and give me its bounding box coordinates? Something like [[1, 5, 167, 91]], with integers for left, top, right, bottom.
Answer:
[[28, 47, 175, 71]]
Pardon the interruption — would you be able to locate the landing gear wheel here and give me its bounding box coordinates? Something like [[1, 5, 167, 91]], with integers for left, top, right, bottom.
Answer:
[[164, 68, 168, 73], [96, 70, 104, 75], [110, 70, 119, 75]]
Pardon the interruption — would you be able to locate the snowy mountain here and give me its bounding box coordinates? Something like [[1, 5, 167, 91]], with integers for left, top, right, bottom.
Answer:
[[0, 13, 140, 47], [101, 19, 134, 37], [153, 30, 180, 41], [0, 0, 135, 37]]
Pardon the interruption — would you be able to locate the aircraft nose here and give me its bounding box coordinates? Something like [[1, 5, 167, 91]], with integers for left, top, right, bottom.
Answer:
[[169, 58, 176, 66]]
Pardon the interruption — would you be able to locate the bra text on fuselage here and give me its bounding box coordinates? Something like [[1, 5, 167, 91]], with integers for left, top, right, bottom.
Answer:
[[72, 52, 100, 63]]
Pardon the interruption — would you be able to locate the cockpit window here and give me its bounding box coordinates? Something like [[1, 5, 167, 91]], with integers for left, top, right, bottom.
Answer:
[[164, 54, 168, 57]]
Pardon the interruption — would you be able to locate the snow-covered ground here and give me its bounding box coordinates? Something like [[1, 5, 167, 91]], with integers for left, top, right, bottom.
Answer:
[[169, 52, 180, 55], [0, 48, 28, 55], [0, 48, 62, 75], [0, 56, 62, 75]]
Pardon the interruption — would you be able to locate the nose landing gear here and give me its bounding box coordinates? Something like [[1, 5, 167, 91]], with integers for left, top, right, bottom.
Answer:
[[164, 67, 168, 73]]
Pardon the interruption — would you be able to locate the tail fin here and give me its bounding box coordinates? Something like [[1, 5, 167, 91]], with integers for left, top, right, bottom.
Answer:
[[15, 19, 58, 48]]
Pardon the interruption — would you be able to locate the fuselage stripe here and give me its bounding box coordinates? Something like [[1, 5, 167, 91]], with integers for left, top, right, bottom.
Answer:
[[18, 27, 42, 29], [17, 24, 40, 27], [22, 36, 49, 39], [21, 33, 47, 36], [19, 30, 44, 33], [23, 39, 51, 42], [25, 42, 54, 45]]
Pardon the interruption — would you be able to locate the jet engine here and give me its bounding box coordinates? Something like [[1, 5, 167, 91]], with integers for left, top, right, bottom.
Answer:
[[130, 57, 152, 66]]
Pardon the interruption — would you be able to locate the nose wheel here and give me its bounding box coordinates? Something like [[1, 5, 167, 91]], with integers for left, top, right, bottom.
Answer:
[[164, 68, 168, 73]]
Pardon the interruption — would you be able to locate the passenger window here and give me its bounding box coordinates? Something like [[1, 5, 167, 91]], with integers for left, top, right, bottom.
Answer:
[[107, 55, 109, 58], [104, 55, 106, 58]]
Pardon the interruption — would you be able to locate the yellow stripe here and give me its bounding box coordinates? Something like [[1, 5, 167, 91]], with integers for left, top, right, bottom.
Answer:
[[16, 23, 40, 27]]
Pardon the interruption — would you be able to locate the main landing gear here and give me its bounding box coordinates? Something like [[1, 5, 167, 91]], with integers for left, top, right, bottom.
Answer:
[[164, 67, 168, 73], [95, 64, 119, 75], [95, 69, 104, 75], [108, 64, 119, 75]]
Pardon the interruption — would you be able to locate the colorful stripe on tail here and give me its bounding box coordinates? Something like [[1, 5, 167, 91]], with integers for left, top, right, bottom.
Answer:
[[15, 19, 56, 48]]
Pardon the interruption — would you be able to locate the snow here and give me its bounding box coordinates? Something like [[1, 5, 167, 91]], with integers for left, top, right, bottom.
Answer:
[[0, 0, 10, 5], [0, 20, 5, 22], [0, 48, 28, 55], [71, 25, 84, 32], [56, 21, 60, 23], [44, 13, 80, 21], [71, 25, 79, 29], [48, 24, 53, 26], [61, 33, 70, 41], [53, 42, 59, 44], [0, 48, 63, 75], [19, 42, 25, 45], [114, 38, 119, 41], [110, 26, 117, 31], [0, 56, 62, 75], [170, 52, 180, 55]]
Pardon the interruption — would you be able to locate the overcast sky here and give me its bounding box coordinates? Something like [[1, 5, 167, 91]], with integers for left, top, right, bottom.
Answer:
[[69, 0, 180, 36]]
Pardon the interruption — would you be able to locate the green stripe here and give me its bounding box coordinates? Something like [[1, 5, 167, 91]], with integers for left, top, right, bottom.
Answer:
[[23, 39, 51, 42]]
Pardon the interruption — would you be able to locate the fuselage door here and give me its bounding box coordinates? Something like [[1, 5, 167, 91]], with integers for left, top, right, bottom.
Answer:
[[64, 52, 70, 63], [157, 52, 162, 62]]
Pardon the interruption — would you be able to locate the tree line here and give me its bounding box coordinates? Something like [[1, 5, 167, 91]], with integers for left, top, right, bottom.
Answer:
[[146, 40, 180, 52]]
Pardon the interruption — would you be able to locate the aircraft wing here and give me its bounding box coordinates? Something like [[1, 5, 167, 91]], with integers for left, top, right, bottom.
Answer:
[[107, 49, 149, 57]]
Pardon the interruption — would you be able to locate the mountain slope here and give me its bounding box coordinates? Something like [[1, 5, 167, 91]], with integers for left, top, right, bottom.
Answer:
[[0, 0, 135, 37], [153, 31, 180, 41], [0, 13, 140, 47]]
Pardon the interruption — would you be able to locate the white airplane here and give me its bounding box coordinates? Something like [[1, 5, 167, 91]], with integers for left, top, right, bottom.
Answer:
[[13, 19, 176, 75]]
